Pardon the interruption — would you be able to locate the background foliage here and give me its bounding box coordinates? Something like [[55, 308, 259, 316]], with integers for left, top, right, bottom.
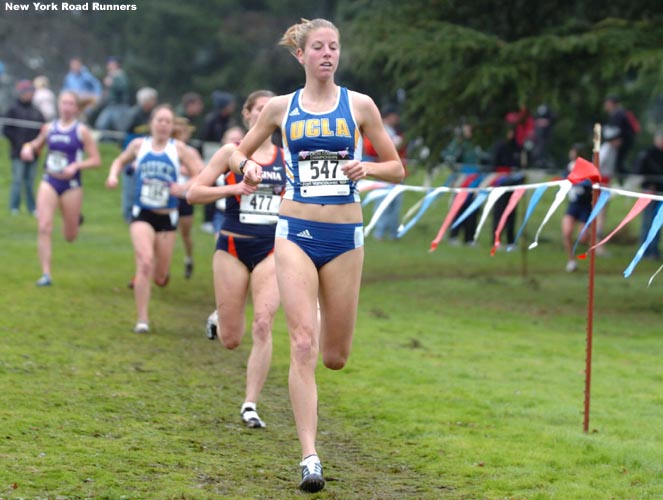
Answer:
[[1, 0, 662, 165]]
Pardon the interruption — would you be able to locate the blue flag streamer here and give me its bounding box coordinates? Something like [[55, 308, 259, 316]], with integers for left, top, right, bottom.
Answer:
[[572, 189, 612, 256], [451, 190, 489, 229], [396, 187, 448, 238], [624, 202, 663, 278], [513, 185, 548, 245]]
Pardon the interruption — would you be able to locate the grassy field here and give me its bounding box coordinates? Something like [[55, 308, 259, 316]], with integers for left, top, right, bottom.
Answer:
[[1, 139, 662, 499]]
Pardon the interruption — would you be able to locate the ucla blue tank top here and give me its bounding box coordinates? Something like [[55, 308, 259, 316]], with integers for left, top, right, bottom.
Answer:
[[133, 138, 181, 210], [222, 145, 286, 238], [281, 87, 362, 205]]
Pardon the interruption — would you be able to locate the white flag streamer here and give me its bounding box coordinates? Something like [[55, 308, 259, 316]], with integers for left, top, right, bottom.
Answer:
[[473, 187, 507, 242], [528, 180, 573, 250], [361, 188, 391, 207], [364, 184, 408, 237]]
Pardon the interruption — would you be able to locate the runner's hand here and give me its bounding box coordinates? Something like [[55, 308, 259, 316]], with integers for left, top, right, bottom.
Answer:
[[243, 162, 263, 186], [341, 160, 367, 181]]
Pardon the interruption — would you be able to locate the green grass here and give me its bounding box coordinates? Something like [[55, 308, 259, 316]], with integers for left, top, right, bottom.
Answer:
[[1, 139, 662, 499]]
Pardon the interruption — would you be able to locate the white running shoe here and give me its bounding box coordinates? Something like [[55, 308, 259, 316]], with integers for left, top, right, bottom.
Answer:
[[134, 322, 149, 334], [206, 310, 218, 340], [240, 402, 266, 428], [565, 260, 578, 273], [299, 454, 324, 493], [36, 274, 52, 287]]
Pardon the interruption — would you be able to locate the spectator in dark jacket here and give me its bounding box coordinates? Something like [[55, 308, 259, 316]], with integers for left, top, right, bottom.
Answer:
[[95, 57, 130, 133], [490, 125, 523, 248], [604, 95, 637, 183], [635, 132, 663, 259], [3, 80, 44, 215], [201, 91, 236, 143]]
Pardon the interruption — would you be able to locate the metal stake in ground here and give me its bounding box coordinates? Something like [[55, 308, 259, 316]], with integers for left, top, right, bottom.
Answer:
[[583, 123, 601, 433]]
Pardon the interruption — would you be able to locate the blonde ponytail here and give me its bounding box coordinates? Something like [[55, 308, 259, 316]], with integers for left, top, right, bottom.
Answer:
[[279, 18, 339, 57]]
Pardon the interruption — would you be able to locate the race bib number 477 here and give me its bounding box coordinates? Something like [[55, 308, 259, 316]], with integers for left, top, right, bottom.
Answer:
[[298, 150, 350, 197], [239, 191, 281, 225]]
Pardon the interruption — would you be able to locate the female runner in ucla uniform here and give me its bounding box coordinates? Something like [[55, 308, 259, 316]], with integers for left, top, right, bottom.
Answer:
[[228, 19, 404, 493], [21, 90, 101, 286], [106, 105, 203, 333], [187, 90, 285, 429]]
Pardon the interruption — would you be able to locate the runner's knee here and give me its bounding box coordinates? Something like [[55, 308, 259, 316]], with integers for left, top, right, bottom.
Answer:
[[291, 327, 318, 364], [136, 256, 153, 278], [220, 326, 242, 350], [322, 349, 349, 370], [252, 314, 273, 344]]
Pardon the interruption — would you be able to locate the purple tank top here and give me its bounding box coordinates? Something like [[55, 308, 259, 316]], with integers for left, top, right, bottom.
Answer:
[[45, 121, 84, 179]]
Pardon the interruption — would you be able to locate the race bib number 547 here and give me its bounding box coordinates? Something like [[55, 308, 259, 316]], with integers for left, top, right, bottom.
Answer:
[[298, 150, 350, 197]]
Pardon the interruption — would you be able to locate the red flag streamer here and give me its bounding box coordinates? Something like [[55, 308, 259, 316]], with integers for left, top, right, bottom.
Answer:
[[584, 124, 601, 434], [429, 191, 469, 252], [491, 187, 526, 255], [578, 197, 651, 259], [569, 157, 602, 185]]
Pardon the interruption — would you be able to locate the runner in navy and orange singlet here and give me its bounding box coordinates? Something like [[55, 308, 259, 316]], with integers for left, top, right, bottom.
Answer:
[[228, 19, 404, 493], [187, 90, 284, 430], [21, 91, 101, 287], [106, 105, 204, 334]]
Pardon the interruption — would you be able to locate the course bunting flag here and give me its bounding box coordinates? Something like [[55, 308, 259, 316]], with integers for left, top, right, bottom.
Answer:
[[362, 157, 663, 284]]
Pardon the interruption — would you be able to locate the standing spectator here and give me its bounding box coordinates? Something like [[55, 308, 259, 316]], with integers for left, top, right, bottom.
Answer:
[[441, 121, 483, 167], [368, 104, 407, 240], [201, 91, 236, 143], [505, 107, 534, 150], [490, 125, 523, 248], [531, 104, 555, 169], [95, 57, 130, 133], [561, 143, 592, 272], [596, 125, 621, 242], [441, 121, 484, 245], [120, 87, 159, 223], [604, 95, 637, 183], [493, 126, 522, 170], [634, 132, 663, 260], [177, 92, 205, 142], [61, 57, 102, 117], [3, 80, 44, 215], [200, 91, 237, 233], [32, 76, 56, 122]]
